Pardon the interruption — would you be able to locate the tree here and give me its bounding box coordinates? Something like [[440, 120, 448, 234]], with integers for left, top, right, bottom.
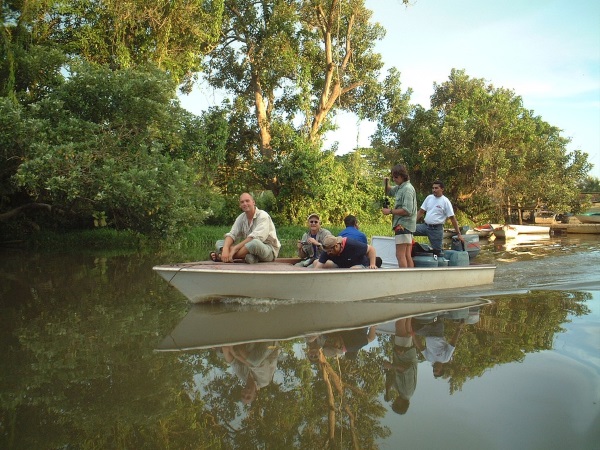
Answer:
[[579, 176, 600, 193], [2, 0, 224, 97], [8, 63, 216, 235], [1, 0, 67, 103], [374, 69, 592, 222], [1, 0, 232, 234], [205, 0, 301, 160], [299, 0, 390, 142], [204, 0, 409, 201], [53, 0, 224, 91]]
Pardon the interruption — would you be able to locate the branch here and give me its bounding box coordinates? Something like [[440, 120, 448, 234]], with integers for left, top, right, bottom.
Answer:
[[0, 203, 52, 222]]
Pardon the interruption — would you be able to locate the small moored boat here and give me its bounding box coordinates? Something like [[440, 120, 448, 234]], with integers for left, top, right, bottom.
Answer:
[[575, 212, 600, 224], [492, 225, 518, 239], [509, 224, 550, 235], [468, 223, 502, 238]]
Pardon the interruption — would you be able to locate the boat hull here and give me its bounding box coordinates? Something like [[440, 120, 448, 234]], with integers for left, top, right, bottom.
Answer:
[[575, 214, 600, 224], [509, 225, 550, 234], [468, 223, 502, 238], [153, 262, 496, 303], [493, 225, 518, 239]]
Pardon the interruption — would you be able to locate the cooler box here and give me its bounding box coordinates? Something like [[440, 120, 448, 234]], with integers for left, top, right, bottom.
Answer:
[[443, 249, 470, 266]]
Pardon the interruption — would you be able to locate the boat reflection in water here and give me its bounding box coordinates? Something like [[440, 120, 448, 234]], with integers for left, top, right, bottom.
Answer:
[[157, 297, 491, 409], [493, 232, 554, 254], [154, 290, 596, 448], [156, 297, 491, 352]]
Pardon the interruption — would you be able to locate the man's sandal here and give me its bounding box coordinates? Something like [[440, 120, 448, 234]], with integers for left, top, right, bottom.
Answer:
[[209, 252, 222, 262]]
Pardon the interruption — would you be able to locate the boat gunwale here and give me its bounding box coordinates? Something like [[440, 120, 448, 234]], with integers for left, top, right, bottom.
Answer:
[[153, 263, 496, 276]]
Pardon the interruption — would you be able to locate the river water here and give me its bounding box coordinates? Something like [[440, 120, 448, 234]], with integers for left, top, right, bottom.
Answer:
[[1, 234, 599, 449]]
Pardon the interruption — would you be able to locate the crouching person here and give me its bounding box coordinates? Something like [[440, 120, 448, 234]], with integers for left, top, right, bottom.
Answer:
[[315, 235, 378, 269]]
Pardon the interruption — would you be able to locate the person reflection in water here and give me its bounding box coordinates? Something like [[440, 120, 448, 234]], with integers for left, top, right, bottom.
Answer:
[[305, 334, 326, 363], [221, 341, 280, 404], [411, 312, 465, 378], [383, 318, 418, 415], [305, 327, 377, 362]]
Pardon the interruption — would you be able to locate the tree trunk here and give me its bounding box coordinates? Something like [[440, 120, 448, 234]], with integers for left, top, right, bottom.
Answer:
[[251, 72, 272, 159], [309, 5, 360, 142]]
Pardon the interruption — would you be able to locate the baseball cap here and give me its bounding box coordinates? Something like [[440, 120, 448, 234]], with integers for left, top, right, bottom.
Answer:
[[322, 235, 342, 249]]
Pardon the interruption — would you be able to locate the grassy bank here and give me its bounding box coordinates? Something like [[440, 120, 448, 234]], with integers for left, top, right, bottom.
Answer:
[[21, 222, 405, 259], [170, 223, 398, 260]]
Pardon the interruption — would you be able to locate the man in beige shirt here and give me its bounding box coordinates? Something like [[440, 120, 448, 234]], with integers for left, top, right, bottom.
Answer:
[[212, 192, 281, 264]]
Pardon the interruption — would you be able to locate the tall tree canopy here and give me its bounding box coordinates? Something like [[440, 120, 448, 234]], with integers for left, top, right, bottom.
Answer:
[[204, 0, 409, 203], [1, 2, 594, 236], [372, 69, 591, 222], [1, 0, 224, 96]]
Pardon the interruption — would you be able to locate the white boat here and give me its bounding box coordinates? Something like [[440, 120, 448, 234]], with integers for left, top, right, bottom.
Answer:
[[509, 224, 550, 234], [493, 225, 518, 239], [467, 223, 502, 238], [156, 298, 493, 351], [153, 237, 495, 303], [575, 212, 600, 224]]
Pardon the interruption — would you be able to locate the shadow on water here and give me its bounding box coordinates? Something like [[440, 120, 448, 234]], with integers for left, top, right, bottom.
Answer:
[[0, 234, 599, 449]]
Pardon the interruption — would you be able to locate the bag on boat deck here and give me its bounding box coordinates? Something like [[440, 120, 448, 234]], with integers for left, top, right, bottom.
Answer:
[[411, 242, 433, 256], [298, 257, 315, 267]]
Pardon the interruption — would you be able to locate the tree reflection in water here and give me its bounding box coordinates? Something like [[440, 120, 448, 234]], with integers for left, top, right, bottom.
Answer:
[[0, 249, 596, 448], [181, 292, 592, 449]]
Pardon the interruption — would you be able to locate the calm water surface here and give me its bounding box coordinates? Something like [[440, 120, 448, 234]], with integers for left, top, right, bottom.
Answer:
[[1, 234, 599, 449]]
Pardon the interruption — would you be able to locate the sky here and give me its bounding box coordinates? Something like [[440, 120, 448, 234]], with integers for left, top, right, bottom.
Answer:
[[179, 0, 600, 178]]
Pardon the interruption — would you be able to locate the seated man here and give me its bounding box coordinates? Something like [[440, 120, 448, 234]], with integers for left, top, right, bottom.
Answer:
[[296, 213, 332, 267], [212, 192, 280, 264], [314, 235, 378, 269], [338, 215, 367, 244]]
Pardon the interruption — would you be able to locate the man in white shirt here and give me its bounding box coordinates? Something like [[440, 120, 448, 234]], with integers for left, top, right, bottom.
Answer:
[[414, 180, 463, 255]]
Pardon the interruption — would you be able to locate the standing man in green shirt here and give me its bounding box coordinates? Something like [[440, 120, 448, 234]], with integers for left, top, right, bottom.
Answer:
[[382, 164, 417, 268]]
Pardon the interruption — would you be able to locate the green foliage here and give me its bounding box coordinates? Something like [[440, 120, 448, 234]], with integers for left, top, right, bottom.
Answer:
[[2, 1, 595, 238], [373, 69, 592, 223], [61, 0, 224, 90], [10, 63, 213, 235], [1, 1, 68, 103], [579, 176, 600, 192]]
